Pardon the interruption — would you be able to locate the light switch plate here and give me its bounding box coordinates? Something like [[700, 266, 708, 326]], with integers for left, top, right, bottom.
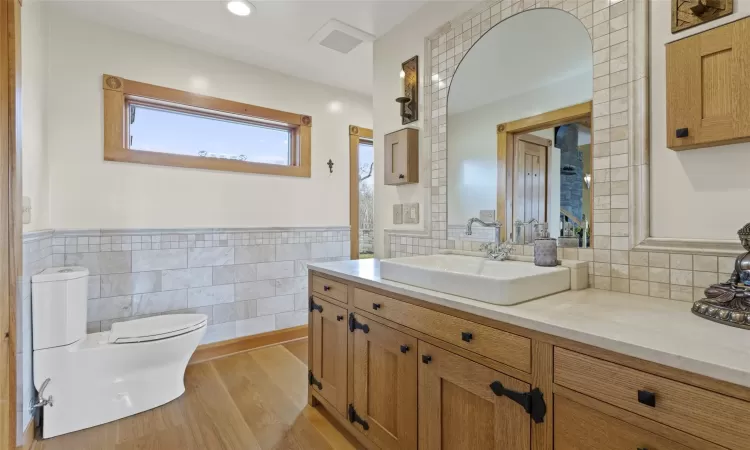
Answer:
[[393, 204, 403, 224], [403, 203, 420, 224], [479, 210, 496, 222], [22, 196, 31, 225]]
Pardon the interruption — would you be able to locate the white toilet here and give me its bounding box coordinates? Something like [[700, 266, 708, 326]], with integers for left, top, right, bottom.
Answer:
[[31, 266, 207, 438]]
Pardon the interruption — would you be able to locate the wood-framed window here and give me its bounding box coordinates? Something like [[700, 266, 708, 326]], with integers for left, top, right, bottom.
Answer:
[[102, 74, 312, 177]]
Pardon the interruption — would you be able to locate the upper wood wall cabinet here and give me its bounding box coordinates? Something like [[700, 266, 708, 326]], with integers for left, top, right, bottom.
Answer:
[[384, 128, 419, 185], [666, 17, 750, 150]]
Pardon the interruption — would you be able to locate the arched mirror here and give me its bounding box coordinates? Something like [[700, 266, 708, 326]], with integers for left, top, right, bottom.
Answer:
[[447, 9, 593, 248]]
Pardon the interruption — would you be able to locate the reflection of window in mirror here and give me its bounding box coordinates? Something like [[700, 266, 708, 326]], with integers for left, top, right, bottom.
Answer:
[[446, 8, 593, 248]]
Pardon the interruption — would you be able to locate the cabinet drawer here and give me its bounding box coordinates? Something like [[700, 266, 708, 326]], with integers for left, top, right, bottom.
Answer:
[[555, 395, 695, 450], [554, 348, 750, 450], [353, 288, 530, 372], [311, 275, 348, 304]]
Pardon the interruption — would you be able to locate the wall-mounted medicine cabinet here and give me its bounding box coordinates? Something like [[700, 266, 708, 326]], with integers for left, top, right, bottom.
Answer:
[[384, 128, 419, 185], [666, 17, 750, 151]]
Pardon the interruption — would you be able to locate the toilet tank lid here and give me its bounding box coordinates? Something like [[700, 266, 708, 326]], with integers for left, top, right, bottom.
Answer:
[[32, 266, 89, 282]]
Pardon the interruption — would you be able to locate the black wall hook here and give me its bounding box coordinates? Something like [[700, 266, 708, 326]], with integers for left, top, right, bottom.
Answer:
[[327, 159, 334, 173]]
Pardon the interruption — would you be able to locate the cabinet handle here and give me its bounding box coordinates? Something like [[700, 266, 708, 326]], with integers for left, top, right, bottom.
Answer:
[[489, 381, 547, 424], [422, 355, 432, 364], [348, 313, 370, 334], [348, 404, 370, 431], [400, 345, 410, 353], [398, 174, 405, 179], [309, 297, 323, 313], [637, 390, 656, 408], [336, 315, 344, 321], [323, 285, 331, 291], [372, 303, 381, 310], [637, 448, 648, 450], [461, 331, 473, 342], [675, 128, 689, 138], [308, 371, 322, 390]]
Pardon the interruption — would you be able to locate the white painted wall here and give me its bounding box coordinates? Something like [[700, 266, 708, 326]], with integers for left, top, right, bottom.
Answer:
[[446, 74, 592, 228], [650, 0, 750, 240], [22, 2, 49, 231], [372, 1, 479, 257], [45, 8, 372, 229]]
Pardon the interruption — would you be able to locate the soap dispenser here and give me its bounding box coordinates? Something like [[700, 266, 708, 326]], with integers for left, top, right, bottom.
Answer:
[[533, 223, 557, 267]]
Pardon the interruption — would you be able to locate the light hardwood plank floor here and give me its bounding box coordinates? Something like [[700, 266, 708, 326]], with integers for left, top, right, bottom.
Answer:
[[33, 339, 357, 450]]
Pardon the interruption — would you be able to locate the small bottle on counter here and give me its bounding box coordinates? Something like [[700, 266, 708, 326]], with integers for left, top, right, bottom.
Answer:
[[533, 223, 558, 267]]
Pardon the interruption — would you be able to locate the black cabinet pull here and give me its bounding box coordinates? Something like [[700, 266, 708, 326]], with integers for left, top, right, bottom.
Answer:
[[489, 381, 547, 423], [422, 355, 432, 364], [308, 371, 322, 390], [400, 345, 410, 354], [398, 174, 405, 179], [348, 313, 370, 334], [637, 448, 648, 450], [461, 332, 473, 342], [348, 404, 369, 430], [637, 390, 656, 407], [336, 315, 344, 321], [675, 128, 689, 138], [323, 285, 331, 291], [309, 297, 323, 313], [372, 303, 381, 310]]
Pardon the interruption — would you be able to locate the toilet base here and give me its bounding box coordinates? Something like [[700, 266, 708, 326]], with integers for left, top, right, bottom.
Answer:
[[34, 325, 205, 438]]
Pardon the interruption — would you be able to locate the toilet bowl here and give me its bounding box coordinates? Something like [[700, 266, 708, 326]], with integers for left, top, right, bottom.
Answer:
[[31, 266, 207, 439]]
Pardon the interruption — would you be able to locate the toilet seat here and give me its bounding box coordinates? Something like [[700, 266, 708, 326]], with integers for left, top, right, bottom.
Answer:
[[108, 314, 208, 344]]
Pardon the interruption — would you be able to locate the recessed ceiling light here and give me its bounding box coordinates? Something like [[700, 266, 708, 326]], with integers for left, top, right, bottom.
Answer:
[[227, 0, 254, 17]]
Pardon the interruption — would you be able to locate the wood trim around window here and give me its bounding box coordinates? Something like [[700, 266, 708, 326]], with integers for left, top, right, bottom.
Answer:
[[102, 74, 312, 177], [349, 125, 374, 259]]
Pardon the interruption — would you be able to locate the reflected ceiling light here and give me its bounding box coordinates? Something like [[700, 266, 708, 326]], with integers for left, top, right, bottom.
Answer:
[[227, 0, 254, 16], [583, 173, 591, 189]]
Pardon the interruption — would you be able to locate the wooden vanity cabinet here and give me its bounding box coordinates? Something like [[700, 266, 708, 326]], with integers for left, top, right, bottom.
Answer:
[[307, 270, 750, 450], [666, 17, 750, 150], [309, 295, 348, 415]]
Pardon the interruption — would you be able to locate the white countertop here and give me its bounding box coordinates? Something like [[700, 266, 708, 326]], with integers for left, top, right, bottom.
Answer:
[[308, 259, 750, 389]]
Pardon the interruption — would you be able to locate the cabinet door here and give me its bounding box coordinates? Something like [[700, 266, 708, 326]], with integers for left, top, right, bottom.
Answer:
[[310, 296, 348, 415], [351, 315, 418, 449], [384, 130, 406, 185], [666, 17, 750, 149], [555, 395, 696, 450], [418, 341, 531, 450]]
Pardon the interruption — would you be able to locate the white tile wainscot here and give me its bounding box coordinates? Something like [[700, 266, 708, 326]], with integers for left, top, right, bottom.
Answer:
[[52, 227, 351, 344]]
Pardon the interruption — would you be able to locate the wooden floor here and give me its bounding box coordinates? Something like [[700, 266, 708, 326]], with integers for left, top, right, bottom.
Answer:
[[32, 339, 357, 450]]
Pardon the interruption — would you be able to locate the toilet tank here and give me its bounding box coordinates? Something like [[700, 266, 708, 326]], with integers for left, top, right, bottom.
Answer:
[[31, 266, 89, 350]]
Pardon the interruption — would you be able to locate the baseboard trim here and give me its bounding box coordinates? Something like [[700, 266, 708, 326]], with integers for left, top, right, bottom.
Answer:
[[16, 420, 34, 450], [189, 325, 308, 365]]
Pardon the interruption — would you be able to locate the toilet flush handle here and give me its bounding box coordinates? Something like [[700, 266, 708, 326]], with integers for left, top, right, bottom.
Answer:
[[30, 378, 54, 413]]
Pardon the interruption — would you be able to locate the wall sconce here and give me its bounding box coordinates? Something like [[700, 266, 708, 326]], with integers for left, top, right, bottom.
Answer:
[[395, 56, 418, 125], [583, 173, 591, 190]]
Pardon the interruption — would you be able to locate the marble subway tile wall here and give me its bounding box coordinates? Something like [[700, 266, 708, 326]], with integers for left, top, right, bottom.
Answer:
[[52, 227, 350, 344], [18, 231, 54, 443]]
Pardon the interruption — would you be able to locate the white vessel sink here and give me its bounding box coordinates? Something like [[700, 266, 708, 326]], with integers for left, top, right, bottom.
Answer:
[[380, 254, 570, 306]]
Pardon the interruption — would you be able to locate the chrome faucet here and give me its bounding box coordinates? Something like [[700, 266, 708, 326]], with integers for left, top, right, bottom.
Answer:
[[513, 218, 539, 244], [466, 218, 514, 260]]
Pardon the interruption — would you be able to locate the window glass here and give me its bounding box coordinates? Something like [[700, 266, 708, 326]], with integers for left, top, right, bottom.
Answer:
[[128, 103, 292, 165]]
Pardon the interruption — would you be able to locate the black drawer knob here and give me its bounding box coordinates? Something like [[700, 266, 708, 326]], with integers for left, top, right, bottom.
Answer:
[[323, 285, 331, 291], [676, 128, 689, 138], [372, 303, 381, 310], [400, 345, 410, 354], [637, 390, 656, 407], [336, 315, 344, 321], [461, 332, 473, 343], [422, 355, 432, 364]]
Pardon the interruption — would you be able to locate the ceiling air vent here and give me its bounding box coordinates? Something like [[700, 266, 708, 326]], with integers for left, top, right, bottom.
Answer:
[[310, 19, 375, 54]]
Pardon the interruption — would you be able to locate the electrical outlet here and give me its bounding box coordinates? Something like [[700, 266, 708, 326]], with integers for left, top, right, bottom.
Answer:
[[479, 210, 496, 222], [393, 204, 403, 224], [403, 203, 420, 224], [22, 196, 31, 225]]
